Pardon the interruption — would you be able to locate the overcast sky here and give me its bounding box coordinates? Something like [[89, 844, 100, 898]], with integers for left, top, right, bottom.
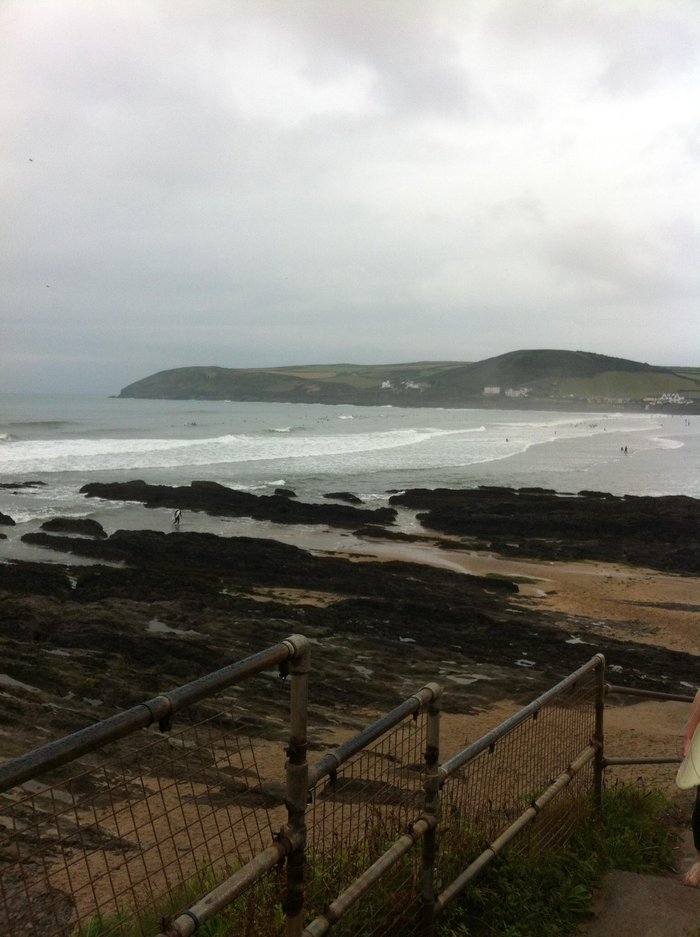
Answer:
[[1, 0, 698, 394]]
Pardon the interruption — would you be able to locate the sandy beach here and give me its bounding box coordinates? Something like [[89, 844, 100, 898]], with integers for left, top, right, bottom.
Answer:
[[1, 502, 697, 935], [315, 535, 698, 800], [1, 483, 697, 797]]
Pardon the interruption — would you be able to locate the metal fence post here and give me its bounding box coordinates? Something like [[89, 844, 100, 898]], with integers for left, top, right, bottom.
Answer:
[[593, 654, 606, 811], [283, 635, 311, 937], [421, 683, 442, 937]]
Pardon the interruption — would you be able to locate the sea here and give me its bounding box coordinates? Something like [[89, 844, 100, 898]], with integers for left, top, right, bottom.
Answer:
[[1, 394, 698, 564]]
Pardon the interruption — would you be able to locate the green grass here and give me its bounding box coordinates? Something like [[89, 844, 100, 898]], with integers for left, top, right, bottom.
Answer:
[[437, 784, 680, 937], [76, 785, 681, 937]]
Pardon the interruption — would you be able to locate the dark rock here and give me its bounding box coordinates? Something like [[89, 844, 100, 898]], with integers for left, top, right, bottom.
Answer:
[[0, 561, 73, 598], [0, 481, 46, 489], [274, 488, 297, 498], [389, 487, 700, 575], [2, 515, 698, 764], [0, 511, 16, 526], [40, 518, 107, 538], [80, 480, 396, 528], [324, 491, 363, 505]]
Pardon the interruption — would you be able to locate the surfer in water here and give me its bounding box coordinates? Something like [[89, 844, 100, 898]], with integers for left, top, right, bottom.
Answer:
[[173, 508, 182, 527]]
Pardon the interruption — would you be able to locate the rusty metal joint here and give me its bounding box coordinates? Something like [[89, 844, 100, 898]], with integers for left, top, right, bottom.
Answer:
[[180, 911, 200, 932], [159, 910, 200, 936], [424, 743, 439, 768], [143, 694, 173, 731], [272, 828, 298, 855], [286, 741, 308, 764]]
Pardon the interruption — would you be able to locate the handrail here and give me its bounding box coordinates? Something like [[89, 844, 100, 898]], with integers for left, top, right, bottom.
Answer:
[[439, 654, 604, 782], [156, 830, 305, 937], [308, 682, 441, 788], [606, 683, 694, 704], [301, 814, 437, 937], [434, 744, 597, 913], [0, 635, 307, 793]]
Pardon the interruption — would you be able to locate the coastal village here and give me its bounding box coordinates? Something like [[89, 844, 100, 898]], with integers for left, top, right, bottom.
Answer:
[[378, 378, 696, 410]]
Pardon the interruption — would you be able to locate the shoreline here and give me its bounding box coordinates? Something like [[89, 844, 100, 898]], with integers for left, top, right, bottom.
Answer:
[[0, 483, 697, 792]]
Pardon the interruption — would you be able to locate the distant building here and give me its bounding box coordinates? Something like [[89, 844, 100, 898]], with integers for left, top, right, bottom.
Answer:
[[505, 387, 530, 398], [644, 392, 689, 406], [381, 380, 393, 389], [483, 386, 501, 396]]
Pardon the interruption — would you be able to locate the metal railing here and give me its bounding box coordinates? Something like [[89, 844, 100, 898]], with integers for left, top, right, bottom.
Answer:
[[1, 642, 690, 937], [0, 635, 310, 937]]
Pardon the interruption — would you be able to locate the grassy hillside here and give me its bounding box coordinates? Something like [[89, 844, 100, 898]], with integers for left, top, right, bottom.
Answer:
[[118, 350, 700, 409], [118, 362, 464, 402]]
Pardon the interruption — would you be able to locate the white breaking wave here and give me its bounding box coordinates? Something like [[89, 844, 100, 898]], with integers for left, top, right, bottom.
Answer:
[[0, 426, 481, 474], [649, 436, 684, 450]]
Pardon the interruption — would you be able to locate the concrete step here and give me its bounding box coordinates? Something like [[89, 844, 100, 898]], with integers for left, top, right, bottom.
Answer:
[[579, 830, 700, 937], [579, 870, 700, 937]]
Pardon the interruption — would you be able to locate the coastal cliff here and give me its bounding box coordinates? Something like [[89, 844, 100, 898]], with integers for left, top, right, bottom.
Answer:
[[118, 350, 700, 411]]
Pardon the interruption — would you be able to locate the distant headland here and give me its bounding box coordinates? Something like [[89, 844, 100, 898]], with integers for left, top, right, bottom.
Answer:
[[118, 349, 700, 412]]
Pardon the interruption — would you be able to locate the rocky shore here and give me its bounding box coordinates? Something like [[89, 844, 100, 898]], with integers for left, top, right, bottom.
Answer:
[[0, 484, 698, 764]]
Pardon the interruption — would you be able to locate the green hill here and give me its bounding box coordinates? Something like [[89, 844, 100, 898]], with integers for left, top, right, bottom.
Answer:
[[118, 350, 700, 410]]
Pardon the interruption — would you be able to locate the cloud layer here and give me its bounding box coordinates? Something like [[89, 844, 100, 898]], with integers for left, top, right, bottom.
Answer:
[[1, 0, 698, 393]]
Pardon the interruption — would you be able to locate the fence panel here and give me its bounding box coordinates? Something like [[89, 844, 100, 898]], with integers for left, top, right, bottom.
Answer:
[[436, 658, 601, 897], [0, 648, 301, 937], [305, 701, 430, 937], [6, 648, 658, 937], [0, 690, 288, 936]]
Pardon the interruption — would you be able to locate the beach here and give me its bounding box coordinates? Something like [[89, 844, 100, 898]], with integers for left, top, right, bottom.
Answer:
[[1, 482, 697, 935], [1, 397, 697, 788], [1, 483, 697, 778]]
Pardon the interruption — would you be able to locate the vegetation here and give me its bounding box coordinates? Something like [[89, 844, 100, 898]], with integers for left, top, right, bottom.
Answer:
[[118, 350, 700, 409], [77, 784, 680, 937], [438, 784, 680, 937]]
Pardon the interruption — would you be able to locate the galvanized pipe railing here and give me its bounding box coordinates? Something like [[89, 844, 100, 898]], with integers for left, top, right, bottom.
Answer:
[[0, 635, 307, 794], [421, 683, 442, 936], [285, 635, 311, 937], [308, 682, 442, 788], [154, 677, 439, 937], [606, 684, 695, 704], [156, 830, 305, 937], [301, 813, 437, 937], [151, 634, 311, 937], [603, 683, 693, 769], [439, 655, 605, 783], [434, 744, 597, 914]]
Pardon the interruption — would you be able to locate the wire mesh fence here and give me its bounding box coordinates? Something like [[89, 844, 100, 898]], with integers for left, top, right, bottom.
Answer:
[[436, 658, 600, 899], [305, 711, 428, 937], [2, 644, 687, 937], [0, 691, 287, 936]]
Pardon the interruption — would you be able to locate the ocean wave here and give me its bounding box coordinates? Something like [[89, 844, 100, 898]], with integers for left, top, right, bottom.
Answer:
[[650, 436, 684, 450], [0, 427, 473, 474]]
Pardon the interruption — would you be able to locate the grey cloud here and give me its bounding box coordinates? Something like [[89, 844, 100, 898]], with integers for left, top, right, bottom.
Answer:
[[546, 219, 699, 302], [1, 0, 698, 394]]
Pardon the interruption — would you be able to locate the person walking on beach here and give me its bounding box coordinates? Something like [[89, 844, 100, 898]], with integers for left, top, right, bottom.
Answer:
[[681, 689, 700, 887], [173, 508, 182, 527]]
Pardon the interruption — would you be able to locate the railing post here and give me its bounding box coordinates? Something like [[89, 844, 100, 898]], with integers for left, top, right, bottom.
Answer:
[[283, 635, 311, 937], [421, 683, 442, 937], [593, 654, 606, 811]]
